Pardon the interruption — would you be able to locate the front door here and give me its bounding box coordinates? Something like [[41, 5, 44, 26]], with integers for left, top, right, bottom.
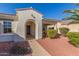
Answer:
[[27, 25, 31, 35]]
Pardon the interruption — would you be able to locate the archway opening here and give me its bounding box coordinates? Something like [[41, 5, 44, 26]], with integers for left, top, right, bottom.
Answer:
[[25, 20, 35, 39]]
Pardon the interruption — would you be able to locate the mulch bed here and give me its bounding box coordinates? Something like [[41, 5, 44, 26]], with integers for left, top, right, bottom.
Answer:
[[0, 41, 32, 56]]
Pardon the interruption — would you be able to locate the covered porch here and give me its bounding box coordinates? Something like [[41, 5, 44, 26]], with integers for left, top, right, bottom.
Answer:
[[25, 19, 35, 40], [42, 20, 57, 38]]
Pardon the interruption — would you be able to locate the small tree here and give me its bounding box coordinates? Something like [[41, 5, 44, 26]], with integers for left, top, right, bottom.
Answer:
[[59, 27, 69, 36]]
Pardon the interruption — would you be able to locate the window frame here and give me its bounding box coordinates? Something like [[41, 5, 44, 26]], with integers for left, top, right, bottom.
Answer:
[[3, 20, 12, 33]]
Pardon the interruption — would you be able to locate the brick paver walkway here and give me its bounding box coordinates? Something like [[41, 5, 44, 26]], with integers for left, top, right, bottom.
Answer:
[[28, 40, 50, 56], [37, 37, 79, 56]]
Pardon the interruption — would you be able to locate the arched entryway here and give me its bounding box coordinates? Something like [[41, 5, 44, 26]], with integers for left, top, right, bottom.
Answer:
[[25, 20, 35, 39]]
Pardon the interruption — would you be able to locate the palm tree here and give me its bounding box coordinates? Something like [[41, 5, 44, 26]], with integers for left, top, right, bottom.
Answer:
[[64, 9, 79, 21], [64, 3, 79, 21]]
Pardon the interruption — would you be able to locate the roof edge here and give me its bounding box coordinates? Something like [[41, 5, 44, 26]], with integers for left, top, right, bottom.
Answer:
[[16, 8, 43, 16], [0, 13, 16, 16]]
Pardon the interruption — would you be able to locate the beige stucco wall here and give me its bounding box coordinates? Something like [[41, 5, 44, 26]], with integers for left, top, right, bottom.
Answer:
[[56, 22, 61, 34], [0, 20, 3, 34], [35, 17, 42, 39], [31, 23, 35, 37], [12, 21, 18, 33], [16, 9, 43, 40], [68, 24, 79, 32], [60, 24, 68, 28], [59, 23, 79, 32]]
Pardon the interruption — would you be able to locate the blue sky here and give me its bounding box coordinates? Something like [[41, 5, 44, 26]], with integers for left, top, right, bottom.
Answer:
[[0, 3, 79, 20]]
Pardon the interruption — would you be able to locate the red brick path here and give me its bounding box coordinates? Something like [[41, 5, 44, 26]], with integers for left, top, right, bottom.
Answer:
[[37, 37, 79, 56]]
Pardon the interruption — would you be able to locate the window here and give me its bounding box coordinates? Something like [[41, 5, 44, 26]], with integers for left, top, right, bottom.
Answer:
[[3, 20, 12, 33]]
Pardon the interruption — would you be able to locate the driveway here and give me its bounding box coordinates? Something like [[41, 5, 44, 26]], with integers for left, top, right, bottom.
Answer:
[[37, 36, 79, 56]]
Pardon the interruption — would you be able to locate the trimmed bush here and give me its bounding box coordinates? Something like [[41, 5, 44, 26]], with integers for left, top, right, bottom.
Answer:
[[47, 29, 57, 38], [67, 32, 79, 47], [59, 27, 69, 36]]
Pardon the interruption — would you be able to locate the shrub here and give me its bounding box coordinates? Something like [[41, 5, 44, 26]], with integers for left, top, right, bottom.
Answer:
[[47, 29, 57, 38], [67, 32, 79, 47], [59, 27, 69, 36], [10, 45, 30, 55]]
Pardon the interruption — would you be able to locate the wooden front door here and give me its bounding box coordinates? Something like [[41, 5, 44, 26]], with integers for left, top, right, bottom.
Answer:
[[27, 25, 31, 35]]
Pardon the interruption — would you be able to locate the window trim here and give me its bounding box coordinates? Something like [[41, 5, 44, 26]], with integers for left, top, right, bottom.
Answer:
[[3, 20, 12, 33]]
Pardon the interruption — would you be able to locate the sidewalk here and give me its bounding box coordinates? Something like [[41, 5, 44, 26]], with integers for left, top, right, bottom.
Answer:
[[28, 40, 50, 56]]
